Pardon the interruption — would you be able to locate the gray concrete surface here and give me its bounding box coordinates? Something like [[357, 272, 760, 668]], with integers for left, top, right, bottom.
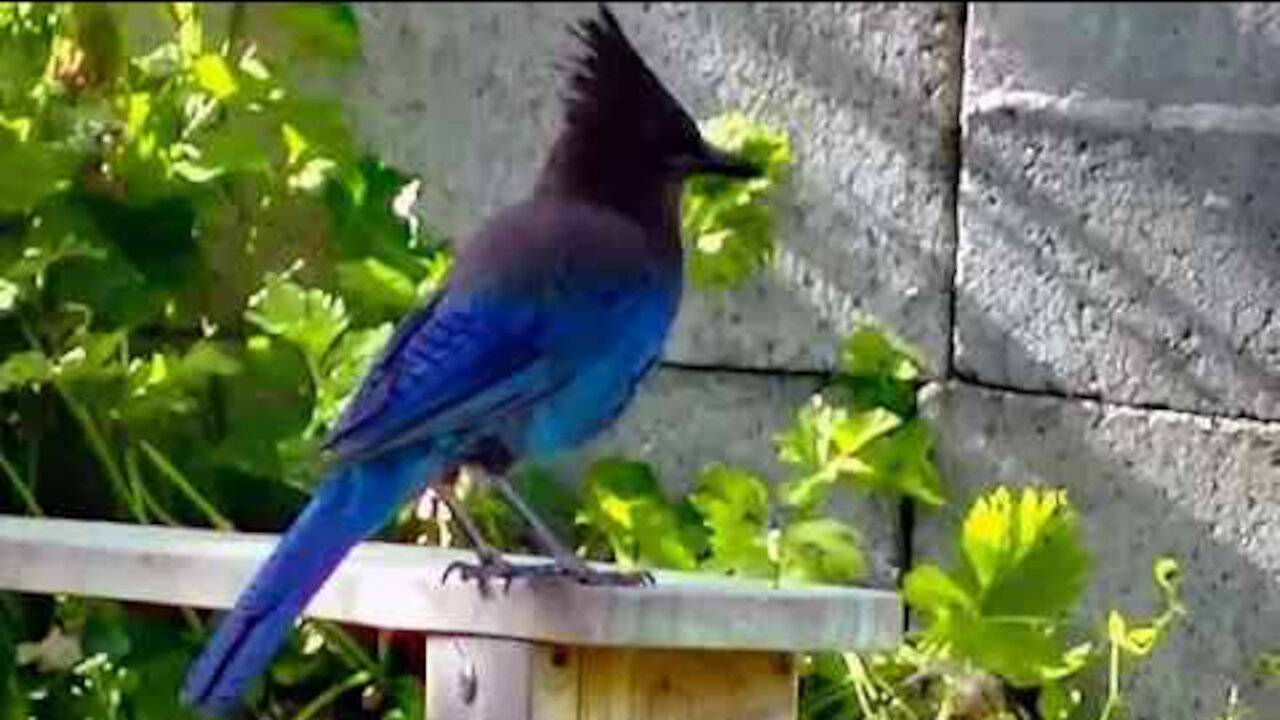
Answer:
[[956, 3, 1280, 419], [918, 382, 1280, 718], [341, 2, 963, 375], [966, 3, 1280, 106]]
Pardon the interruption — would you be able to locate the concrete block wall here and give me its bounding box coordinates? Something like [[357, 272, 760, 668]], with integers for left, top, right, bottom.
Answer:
[[933, 5, 1280, 715], [338, 3, 1279, 713]]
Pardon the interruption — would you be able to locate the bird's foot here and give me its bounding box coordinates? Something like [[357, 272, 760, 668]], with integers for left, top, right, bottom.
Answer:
[[441, 554, 654, 591], [558, 563, 655, 587], [441, 551, 523, 596], [523, 555, 656, 588]]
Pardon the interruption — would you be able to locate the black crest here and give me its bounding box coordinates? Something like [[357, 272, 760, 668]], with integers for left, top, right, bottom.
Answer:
[[561, 4, 693, 138]]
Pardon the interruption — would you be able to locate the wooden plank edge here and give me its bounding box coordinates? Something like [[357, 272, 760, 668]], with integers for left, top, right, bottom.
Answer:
[[0, 515, 903, 652]]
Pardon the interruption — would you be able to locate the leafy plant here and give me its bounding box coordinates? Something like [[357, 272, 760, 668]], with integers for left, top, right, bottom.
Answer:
[[682, 111, 791, 291], [800, 486, 1187, 720], [905, 486, 1094, 688], [0, 3, 439, 718]]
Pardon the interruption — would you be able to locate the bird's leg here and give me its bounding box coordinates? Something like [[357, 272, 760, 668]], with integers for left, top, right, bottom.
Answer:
[[436, 483, 519, 595], [489, 474, 653, 587]]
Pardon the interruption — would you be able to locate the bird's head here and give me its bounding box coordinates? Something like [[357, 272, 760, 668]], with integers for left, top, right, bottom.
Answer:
[[552, 4, 761, 187]]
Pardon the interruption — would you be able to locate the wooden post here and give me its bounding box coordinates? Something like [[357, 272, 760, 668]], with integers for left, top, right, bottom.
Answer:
[[425, 638, 795, 720], [424, 637, 577, 720]]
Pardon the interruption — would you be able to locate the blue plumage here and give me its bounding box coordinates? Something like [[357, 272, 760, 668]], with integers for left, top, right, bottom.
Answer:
[[182, 4, 759, 716]]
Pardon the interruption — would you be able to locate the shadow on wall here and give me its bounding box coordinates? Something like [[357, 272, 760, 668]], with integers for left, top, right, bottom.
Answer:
[[959, 114, 1280, 417]]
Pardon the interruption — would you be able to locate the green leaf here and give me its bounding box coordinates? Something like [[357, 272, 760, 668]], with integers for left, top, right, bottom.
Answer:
[[0, 137, 76, 213], [194, 109, 284, 176], [245, 269, 349, 367], [832, 323, 925, 417], [337, 256, 418, 324], [127, 647, 196, 719], [903, 563, 978, 618], [779, 518, 866, 585], [957, 618, 1093, 687], [81, 603, 130, 658], [325, 158, 439, 283], [262, 2, 361, 65], [855, 418, 946, 507], [53, 330, 128, 387], [192, 53, 237, 99], [576, 458, 697, 571], [313, 322, 391, 433], [0, 279, 16, 315], [689, 464, 774, 579], [5, 200, 105, 284], [904, 488, 1098, 688], [0, 7, 56, 107], [384, 674, 425, 720], [278, 97, 355, 164], [776, 396, 902, 511], [1037, 680, 1083, 720], [961, 486, 1090, 619], [1108, 611, 1160, 657], [80, 193, 200, 293], [681, 112, 790, 291], [214, 335, 314, 480], [119, 341, 240, 429], [49, 239, 171, 330]]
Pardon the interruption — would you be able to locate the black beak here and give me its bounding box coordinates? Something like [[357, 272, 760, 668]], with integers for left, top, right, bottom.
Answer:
[[676, 140, 762, 179]]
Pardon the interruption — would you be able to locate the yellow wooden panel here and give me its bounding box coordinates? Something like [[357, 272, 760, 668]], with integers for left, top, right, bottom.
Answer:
[[579, 648, 797, 720]]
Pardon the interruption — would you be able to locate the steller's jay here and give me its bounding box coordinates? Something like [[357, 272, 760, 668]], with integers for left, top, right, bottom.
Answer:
[[181, 4, 760, 716]]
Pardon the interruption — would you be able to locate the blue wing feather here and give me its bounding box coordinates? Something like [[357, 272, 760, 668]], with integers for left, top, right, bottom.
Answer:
[[323, 298, 569, 461]]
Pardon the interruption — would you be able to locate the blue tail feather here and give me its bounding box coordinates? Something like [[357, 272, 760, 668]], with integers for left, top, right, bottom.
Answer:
[[182, 450, 446, 717]]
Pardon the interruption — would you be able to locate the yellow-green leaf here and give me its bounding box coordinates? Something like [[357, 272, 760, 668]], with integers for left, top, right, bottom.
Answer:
[[780, 518, 866, 586], [840, 323, 923, 382], [690, 464, 774, 579], [961, 487, 1090, 619], [192, 53, 237, 99], [681, 112, 790, 291], [903, 563, 977, 618]]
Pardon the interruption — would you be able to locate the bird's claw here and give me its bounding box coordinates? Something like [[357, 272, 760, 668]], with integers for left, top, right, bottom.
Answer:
[[441, 555, 519, 596], [516, 560, 655, 588], [441, 555, 655, 592], [564, 565, 655, 587]]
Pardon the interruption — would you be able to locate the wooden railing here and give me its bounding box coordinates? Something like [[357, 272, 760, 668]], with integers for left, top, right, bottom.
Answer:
[[0, 515, 902, 719]]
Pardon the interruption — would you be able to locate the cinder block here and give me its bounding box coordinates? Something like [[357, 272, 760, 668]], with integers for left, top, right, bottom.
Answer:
[[340, 3, 964, 374], [545, 366, 902, 589], [967, 4, 1280, 105], [917, 381, 1280, 717], [956, 106, 1280, 419], [957, 3, 1280, 419]]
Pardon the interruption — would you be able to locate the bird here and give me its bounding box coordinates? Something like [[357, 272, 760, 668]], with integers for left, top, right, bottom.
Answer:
[[180, 3, 761, 717]]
